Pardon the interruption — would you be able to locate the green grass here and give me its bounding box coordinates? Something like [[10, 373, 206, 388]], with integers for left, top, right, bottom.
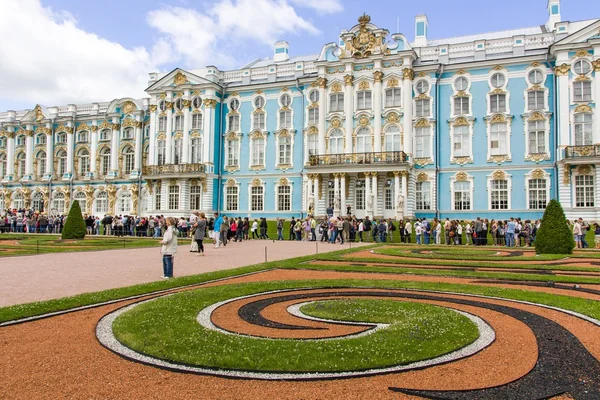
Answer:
[[374, 247, 570, 262], [113, 286, 479, 373]]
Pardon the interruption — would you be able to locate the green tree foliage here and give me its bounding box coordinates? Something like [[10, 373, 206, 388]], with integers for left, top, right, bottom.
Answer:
[[61, 200, 87, 240], [535, 199, 574, 254]]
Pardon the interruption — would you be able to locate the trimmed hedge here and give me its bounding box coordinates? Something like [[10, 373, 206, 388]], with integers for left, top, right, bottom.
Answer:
[[535, 199, 574, 255], [61, 200, 87, 240]]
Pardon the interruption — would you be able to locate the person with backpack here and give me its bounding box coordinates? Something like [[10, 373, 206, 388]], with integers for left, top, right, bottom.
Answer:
[[388, 218, 396, 242], [364, 217, 372, 242]]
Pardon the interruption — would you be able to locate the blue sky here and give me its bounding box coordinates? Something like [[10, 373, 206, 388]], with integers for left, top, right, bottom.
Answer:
[[0, 0, 598, 111]]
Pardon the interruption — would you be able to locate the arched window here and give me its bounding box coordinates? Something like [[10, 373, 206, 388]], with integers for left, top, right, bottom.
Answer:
[[78, 149, 90, 175], [356, 127, 372, 153], [36, 134, 47, 145], [122, 128, 134, 140], [328, 129, 343, 154], [157, 140, 166, 165], [191, 138, 203, 163], [38, 151, 47, 177], [122, 146, 135, 174], [16, 153, 26, 178], [74, 192, 86, 213], [384, 125, 401, 152], [99, 129, 111, 141], [77, 131, 89, 143], [56, 133, 67, 144], [32, 192, 44, 212], [52, 192, 65, 214], [12, 192, 24, 209], [100, 148, 111, 176], [95, 191, 108, 214], [56, 150, 67, 176], [0, 153, 6, 178], [117, 191, 132, 214]]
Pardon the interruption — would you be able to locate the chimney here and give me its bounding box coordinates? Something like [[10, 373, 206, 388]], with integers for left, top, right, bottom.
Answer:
[[414, 14, 428, 47], [274, 41, 290, 62], [547, 0, 561, 31]]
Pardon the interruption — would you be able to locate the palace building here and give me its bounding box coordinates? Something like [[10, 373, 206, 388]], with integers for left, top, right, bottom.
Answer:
[[0, 1, 599, 221]]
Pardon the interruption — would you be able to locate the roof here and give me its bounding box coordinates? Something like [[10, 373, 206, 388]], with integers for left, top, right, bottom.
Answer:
[[424, 25, 546, 47], [242, 54, 320, 69]]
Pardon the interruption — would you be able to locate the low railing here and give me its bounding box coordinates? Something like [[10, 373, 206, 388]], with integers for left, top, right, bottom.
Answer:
[[565, 145, 600, 159], [142, 163, 205, 176], [308, 151, 408, 166]]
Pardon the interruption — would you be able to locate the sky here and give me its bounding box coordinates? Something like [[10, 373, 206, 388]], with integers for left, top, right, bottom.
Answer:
[[0, 0, 598, 112]]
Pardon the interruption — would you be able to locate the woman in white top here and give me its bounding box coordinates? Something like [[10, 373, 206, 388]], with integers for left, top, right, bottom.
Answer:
[[435, 220, 442, 245], [358, 220, 365, 242], [160, 217, 178, 279]]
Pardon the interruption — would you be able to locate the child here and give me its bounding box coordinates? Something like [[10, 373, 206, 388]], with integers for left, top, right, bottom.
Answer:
[[160, 217, 178, 279]]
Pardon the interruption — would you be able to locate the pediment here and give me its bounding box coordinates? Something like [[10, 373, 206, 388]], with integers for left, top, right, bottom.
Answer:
[[552, 19, 600, 49], [21, 105, 49, 123], [146, 68, 214, 92]]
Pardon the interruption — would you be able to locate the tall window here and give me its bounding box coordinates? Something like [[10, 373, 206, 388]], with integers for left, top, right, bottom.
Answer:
[[96, 191, 108, 214], [123, 146, 134, 174], [385, 88, 401, 108], [490, 123, 508, 155], [573, 81, 592, 102], [100, 148, 111, 176], [253, 112, 266, 130], [174, 115, 183, 131], [356, 128, 372, 153], [0, 154, 5, 178], [357, 91, 372, 110], [227, 139, 239, 166], [574, 114, 593, 146], [117, 192, 132, 214], [453, 125, 470, 157], [192, 113, 203, 129], [416, 182, 431, 210], [490, 180, 508, 210], [384, 180, 393, 210], [308, 107, 319, 125], [74, 192, 86, 213], [228, 114, 240, 131], [158, 117, 167, 131], [100, 130, 111, 141], [32, 192, 44, 212], [528, 121, 546, 154], [155, 189, 162, 211], [174, 139, 183, 164], [78, 149, 90, 175], [355, 180, 365, 210], [251, 186, 264, 211], [528, 179, 547, 209], [168, 186, 179, 210], [279, 110, 292, 128], [57, 150, 67, 176], [38, 152, 47, 177], [251, 137, 265, 166], [329, 129, 343, 154], [122, 129, 133, 140], [527, 90, 545, 110], [190, 185, 202, 210], [277, 185, 291, 211], [37, 134, 47, 145], [329, 93, 344, 112], [16, 153, 25, 178], [226, 186, 238, 211], [384, 126, 401, 152], [191, 138, 202, 163], [415, 126, 431, 158], [490, 94, 506, 113], [454, 97, 469, 115], [307, 134, 318, 157], [77, 131, 89, 143], [575, 175, 594, 207], [278, 135, 291, 165], [454, 181, 471, 210], [56, 133, 67, 144], [157, 140, 165, 165], [415, 99, 430, 117], [52, 192, 65, 214]]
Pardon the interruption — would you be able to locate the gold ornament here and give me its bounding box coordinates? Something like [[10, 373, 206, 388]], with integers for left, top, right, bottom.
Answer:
[[173, 72, 188, 86], [344, 74, 354, 86], [492, 170, 507, 180], [402, 68, 415, 81], [455, 172, 468, 182], [554, 64, 570, 76], [121, 101, 136, 114], [373, 71, 383, 83]]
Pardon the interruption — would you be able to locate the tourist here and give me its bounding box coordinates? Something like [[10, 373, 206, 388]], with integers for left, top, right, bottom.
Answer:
[[594, 223, 600, 249], [579, 218, 590, 249], [276, 218, 284, 241], [288, 217, 296, 240], [422, 218, 431, 245], [193, 212, 207, 256], [573, 219, 582, 249], [259, 217, 269, 240], [213, 213, 223, 248], [404, 219, 412, 243], [294, 218, 302, 241], [160, 217, 178, 279], [434, 219, 441, 245], [444, 218, 451, 245], [415, 220, 422, 245], [310, 216, 317, 241], [343, 217, 351, 243], [220, 216, 230, 246]]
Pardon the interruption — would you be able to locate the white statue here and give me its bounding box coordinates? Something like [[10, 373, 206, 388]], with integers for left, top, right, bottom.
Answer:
[[308, 195, 315, 214], [396, 194, 405, 211], [366, 191, 373, 212], [334, 194, 341, 211]]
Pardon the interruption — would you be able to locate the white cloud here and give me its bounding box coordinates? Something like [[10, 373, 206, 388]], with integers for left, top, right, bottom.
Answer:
[[289, 0, 343, 15]]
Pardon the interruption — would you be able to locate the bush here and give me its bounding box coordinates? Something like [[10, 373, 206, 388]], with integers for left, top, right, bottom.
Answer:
[[61, 200, 87, 240], [535, 199, 574, 255]]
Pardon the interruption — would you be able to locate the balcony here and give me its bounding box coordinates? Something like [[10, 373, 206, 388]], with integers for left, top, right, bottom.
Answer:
[[308, 151, 408, 167], [565, 145, 600, 159], [142, 163, 205, 177]]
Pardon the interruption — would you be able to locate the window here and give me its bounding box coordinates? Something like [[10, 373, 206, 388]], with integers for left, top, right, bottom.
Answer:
[[16, 153, 25, 178], [384, 126, 401, 152], [174, 115, 183, 131], [155, 190, 162, 211], [0, 154, 6, 178], [158, 117, 167, 131], [278, 135, 291, 165], [52, 192, 65, 214], [229, 98, 240, 111], [117, 192, 132, 214], [309, 90, 319, 103], [168, 186, 179, 210], [528, 90, 545, 110], [454, 77, 468, 91], [37, 134, 47, 145], [385, 88, 401, 108], [453, 125, 470, 157], [254, 96, 265, 109], [192, 113, 203, 129], [12, 193, 24, 210], [226, 186, 238, 211], [57, 150, 67, 177], [454, 181, 471, 210], [192, 97, 202, 109], [528, 70, 544, 85], [575, 175, 594, 207], [96, 191, 108, 214], [415, 99, 430, 117], [191, 138, 203, 163], [159, 101, 166, 112], [307, 134, 318, 157], [74, 192, 86, 214], [329, 93, 344, 112], [490, 180, 508, 210], [573, 81, 592, 102], [415, 126, 431, 158], [227, 139, 239, 166], [251, 137, 265, 166], [280, 93, 291, 107], [490, 123, 508, 155], [190, 185, 202, 210], [328, 129, 343, 154], [16, 135, 25, 146], [454, 97, 469, 115], [32, 192, 44, 212], [174, 98, 183, 111], [157, 140, 165, 166], [490, 73, 506, 88], [573, 60, 591, 75], [416, 80, 429, 94], [356, 128, 372, 153], [122, 128, 134, 140], [357, 91, 372, 110], [308, 107, 319, 125], [384, 180, 394, 210], [490, 94, 506, 113], [174, 139, 183, 164], [78, 149, 90, 175], [528, 120, 546, 154], [228, 114, 240, 131], [528, 179, 547, 209], [56, 133, 66, 144], [574, 114, 593, 146], [38, 152, 47, 176], [355, 180, 365, 210], [416, 182, 431, 210], [100, 130, 111, 141], [77, 131, 89, 143], [253, 112, 266, 130], [100, 148, 111, 176], [251, 186, 264, 211], [277, 185, 291, 211], [123, 146, 134, 174], [279, 110, 292, 128]]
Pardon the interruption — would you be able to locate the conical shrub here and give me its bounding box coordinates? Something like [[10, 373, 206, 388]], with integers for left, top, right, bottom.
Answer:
[[535, 199, 574, 254], [61, 200, 87, 240]]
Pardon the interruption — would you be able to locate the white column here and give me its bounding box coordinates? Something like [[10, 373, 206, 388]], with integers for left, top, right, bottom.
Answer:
[[371, 172, 378, 217], [165, 95, 173, 164], [374, 71, 383, 152], [365, 172, 371, 216], [90, 122, 98, 177], [182, 98, 191, 164], [45, 124, 54, 178], [402, 172, 408, 216], [66, 126, 74, 177], [394, 171, 401, 211], [556, 66, 570, 147], [148, 105, 157, 165], [594, 59, 600, 144], [402, 68, 414, 157], [317, 78, 327, 155], [340, 173, 347, 213], [203, 99, 215, 167], [133, 115, 143, 174], [24, 126, 34, 177], [110, 118, 120, 172], [334, 173, 340, 215], [344, 75, 354, 153], [5, 129, 15, 179]]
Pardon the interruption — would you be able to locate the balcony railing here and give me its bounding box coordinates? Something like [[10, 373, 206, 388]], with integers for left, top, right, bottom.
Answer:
[[565, 145, 600, 159], [142, 163, 205, 176], [308, 151, 408, 166]]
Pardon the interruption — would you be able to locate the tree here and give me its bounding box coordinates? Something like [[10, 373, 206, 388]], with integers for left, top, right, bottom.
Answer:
[[61, 200, 86, 240], [535, 199, 574, 254]]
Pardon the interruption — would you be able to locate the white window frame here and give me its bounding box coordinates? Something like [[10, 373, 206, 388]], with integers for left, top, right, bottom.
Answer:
[[450, 174, 474, 211], [487, 172, 512, 210], [123, 146, 135, 175], [415, 124, 432, 159], [252, 111, 266, 131], [191, 113, 203, 130], [225, 134, 240, 168], [274, 180, 293, 212], [225, 184, 239, 212], [276, 132, 293, 167], [488, 120, 511, 158], [249, 183, 265, 212], [122, 128, 134, 140], [168, 185, 180, 210], [329, 93, 344, 112], [526, 171, 550, 210], [355, 127, 372, 153], [525, 117, 549, 156], [228, 113, 240, 132], [305, 132, 318, 163], [574, 171, 595, 208], [384, 125, 402, 152], [249, 133, 266, 169], [356, 90, 372, 110], [308, 107, 319, 125], [99, 129, 111, 141], [328, 128, 344, 154], [279, 109, 292, 129], [117, 191, 132, 214], [191, 137, 203, 163], [573, 80, 592, 102], [416, 180, 432, 210], [573, 113, 593, 146], [190, 184, 202, 210], [156, 140, 166, 166], [173, 138, 183, 164], [385, 88, 401, 108], [451, 123, 473, 160], [95, 191, 108, 214], [415, 98, 431, 117], [78, 149, 90, 175], [36, 134, 47, 145]]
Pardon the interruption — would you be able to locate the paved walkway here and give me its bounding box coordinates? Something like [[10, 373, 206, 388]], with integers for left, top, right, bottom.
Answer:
[[0, 240, 366, 307]]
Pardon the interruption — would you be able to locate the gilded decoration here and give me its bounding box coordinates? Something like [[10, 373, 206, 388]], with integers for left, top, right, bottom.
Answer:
[[358, 115, 370, 126], [453, 117, 470, 126], [527, 84, 543, 92], [488, 155, 511, 165], [451, 156, 473, 166], [489, 114, 509, 124], [308, 126, 318, 135], [121, 101, 136, 114], [416, 173, 429, 182], [593, 59, 600, 72], [330, 118, 342, 128], [456, 69, 467, 75], [122, 119, 141, 129], [173, 72, 188, 86], [373, 71, 383, 83], [91, 125, 98, 132], [34, 105, 44, 122], [226, 178, 237, 187], [107, 185, 117, 212], [165, 101, 174, 110], [492, 170, 507, 180], [55, 124, 73, 134], [574, 104, 592, 113], [554, 64, 570, 76], [402, 68, 415, 81], [331, 82, 342, 93], [387, 77, 399, 88], [131, 184, 139, 215], [528, 112, 546, 121], [575, 50, 590, 58], [112, 123, 121, 130], [575, 75, 591, 81], [530, 169, 545, 180], [386, 113, 399, 123], [578, 165, 593, 175], [358, 80, 370, 90], [491, 88, 506, 95], [148, 105, 157, 113], [175, 92, 183, 98], [203, 99, 218, 109], [316, 77, 328, 88], [24, 130, 34, 137], [455, 172, 469, 182], [340, 14, 387, 60], [99, 120, 112, 130], [76, 123, 91, 132], [182, 99, 192, 108], [530, 61, 542, 67], [84, 185, 95, 214], [525, 153, 550, 163], [414, 158, 432, 167], [250, 130, 264, 139], [415, 119, 431, 128], [251, 178, 262, 187], [492, 65, 506, 71], [344, 75, 354, 86], [563, 165, 571, 185]]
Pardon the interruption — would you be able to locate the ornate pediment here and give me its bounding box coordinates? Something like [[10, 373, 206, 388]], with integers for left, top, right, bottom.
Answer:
[[339, 14, 389, 60], [21, 104, 49, 123]]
